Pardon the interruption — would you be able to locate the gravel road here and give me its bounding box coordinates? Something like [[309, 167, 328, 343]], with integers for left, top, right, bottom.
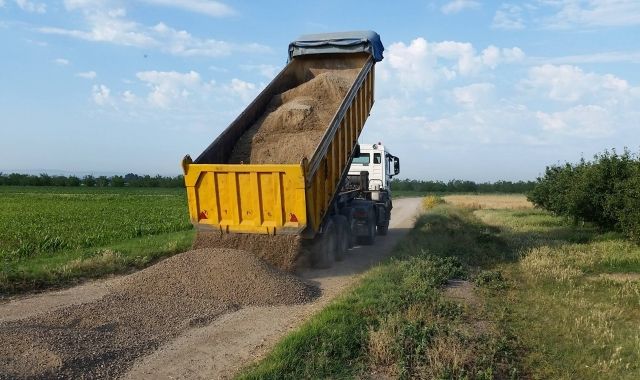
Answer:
[[0, 197, 422, 379]]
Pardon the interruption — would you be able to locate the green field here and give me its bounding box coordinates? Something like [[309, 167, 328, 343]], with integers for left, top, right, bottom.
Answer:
[[0, 186, 193, 293], [240, 196, 640, 379]]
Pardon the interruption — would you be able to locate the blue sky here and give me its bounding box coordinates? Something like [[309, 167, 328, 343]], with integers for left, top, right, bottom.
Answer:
[[1, 0, 639, 181]]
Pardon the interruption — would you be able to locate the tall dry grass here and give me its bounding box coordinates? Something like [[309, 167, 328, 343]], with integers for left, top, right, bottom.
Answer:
[[444, 194, 533, 210]]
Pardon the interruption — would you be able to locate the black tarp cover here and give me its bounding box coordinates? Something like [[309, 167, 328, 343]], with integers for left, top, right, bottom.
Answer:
[[288, 30, 384, 62]]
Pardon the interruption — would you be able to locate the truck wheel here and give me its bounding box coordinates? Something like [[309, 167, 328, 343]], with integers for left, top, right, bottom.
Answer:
[[341, 208, 357, 248], [359, 209, 376, 245], [377, 222, 389, 236], [311, 220, 337, 269], [348, 217, 357, 248], [346, 211, 357, 248], [332, 215, 349, 261]]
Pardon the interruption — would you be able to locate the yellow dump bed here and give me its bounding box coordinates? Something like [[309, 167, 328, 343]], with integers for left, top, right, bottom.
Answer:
[[182, 32, 381, 238]]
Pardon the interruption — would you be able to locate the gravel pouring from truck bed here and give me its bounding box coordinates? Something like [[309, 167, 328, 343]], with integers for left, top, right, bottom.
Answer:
[[0, 248, 319, 379]]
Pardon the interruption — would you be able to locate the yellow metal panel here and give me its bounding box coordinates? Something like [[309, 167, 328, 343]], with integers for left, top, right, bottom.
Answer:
[[183, 164, 306, 235]]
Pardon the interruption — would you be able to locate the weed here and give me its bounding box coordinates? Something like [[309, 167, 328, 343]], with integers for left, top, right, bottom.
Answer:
[[475, 270, 508, 290], [422, 195, 445, 210]]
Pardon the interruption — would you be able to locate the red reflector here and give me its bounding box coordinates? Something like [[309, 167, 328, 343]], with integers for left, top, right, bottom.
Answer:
[[353, 210, 367, 218], [199, 211, 208, 220], [289, 213, 298, 223]]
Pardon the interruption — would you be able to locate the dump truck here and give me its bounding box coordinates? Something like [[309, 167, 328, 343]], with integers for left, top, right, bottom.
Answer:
[[182, 31, 399, 269]]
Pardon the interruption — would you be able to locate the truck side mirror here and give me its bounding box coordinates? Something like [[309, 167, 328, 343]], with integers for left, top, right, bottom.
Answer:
[[393, 157, 400, 175]]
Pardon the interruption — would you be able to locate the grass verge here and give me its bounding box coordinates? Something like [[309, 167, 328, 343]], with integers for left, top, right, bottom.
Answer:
[[0, 230, 194, 295], [240, 196, 640, 379], [238, 204, 524, 379], [477, 208, 640, 379]]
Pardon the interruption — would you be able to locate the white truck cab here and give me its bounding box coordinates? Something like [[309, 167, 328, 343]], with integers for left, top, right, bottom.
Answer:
[[343, 143, 400, 238], [349, 143, 400, 195]]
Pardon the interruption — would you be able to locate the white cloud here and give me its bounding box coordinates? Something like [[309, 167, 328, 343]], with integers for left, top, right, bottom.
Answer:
[[369, 45, 640, 165], [225, 78, 257, 102], [122, 90, 137, 103], [241, 64, 281, 78], [492, 3, 525, 30], [394, 103, 542, 147], [379, 37, 525, 88], [367, 40, 639, 179], [39, 1, 269, 57], [536, 105, 613, 137], [381, 37, 438, 88], [441, 0, 480, 14], [535, 51, 640, 65], [15, 0, 46, 13], [64, 0, 104, 10], [54, 58, 70, 65], [86, 68, 261, 113], [151, 22, 268, 57], [40, 5, 156, 47], [452, 83, 495, 107], [76, 71, 97, 79], [92, 84, 111, 106], [522, 64, 633, 103], [501, 0, 640, 30], [136, 70, 208, 108], [140, 0, 235, 17], [25, 39, 48, 46], [0, 1, 6, 7], [543, 0, 640, 28]]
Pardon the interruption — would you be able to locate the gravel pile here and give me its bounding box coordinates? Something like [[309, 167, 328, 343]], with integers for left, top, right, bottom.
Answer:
[[228, 69, 359, 164], [0, 248, 319, 379], [193, 231, 303, 271]]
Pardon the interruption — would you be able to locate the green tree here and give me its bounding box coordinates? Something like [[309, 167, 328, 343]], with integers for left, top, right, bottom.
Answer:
[[82, 175, 96, 187]]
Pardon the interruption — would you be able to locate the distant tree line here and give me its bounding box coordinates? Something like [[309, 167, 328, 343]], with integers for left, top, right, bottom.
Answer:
[[391, 179, 536, 193], [0, 173, 185, 188], [528, 149, 640, 242], [2, 172, 539, 193]]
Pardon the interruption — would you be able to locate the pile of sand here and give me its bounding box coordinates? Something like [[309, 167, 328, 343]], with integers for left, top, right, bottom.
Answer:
[[228, 69, 359, 164], [0, 248, 318, 379]]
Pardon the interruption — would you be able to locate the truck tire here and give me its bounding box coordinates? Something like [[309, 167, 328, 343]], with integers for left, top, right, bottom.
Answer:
[[332, 215, 349, 261], [377, 222, 389, 236], [348, 217, 357, 248], [311, 219, 337, 269], [359, 208, 376, 245], [340, 208, 357, 248]]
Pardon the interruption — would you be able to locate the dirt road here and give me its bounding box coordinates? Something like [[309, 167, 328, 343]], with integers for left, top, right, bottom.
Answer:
[[0, 197, 422, 379], [124, 197, 422, 379]]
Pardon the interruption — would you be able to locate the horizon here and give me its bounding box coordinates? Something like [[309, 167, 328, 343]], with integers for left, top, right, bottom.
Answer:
[[0, 169, 541, 183], [1, 1, 639, 182]]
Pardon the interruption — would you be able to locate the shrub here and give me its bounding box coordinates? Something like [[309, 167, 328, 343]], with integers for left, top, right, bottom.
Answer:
[[422, 195, 445, 210], [528, 148, 640, 242]]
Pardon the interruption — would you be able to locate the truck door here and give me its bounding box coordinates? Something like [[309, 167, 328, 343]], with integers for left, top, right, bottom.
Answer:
[[370, 152, 383, 190]]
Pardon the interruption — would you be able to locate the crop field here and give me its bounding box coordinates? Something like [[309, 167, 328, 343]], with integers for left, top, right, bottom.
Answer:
[[0, 186, 193, 293]]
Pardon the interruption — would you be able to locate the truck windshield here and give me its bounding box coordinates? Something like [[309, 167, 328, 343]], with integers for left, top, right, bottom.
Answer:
[[352, 153, 370, 165]]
